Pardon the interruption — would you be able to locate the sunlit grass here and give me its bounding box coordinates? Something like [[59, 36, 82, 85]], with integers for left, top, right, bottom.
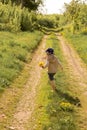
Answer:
[[62, 32, 87, 65], [0, 31, 43, 92]]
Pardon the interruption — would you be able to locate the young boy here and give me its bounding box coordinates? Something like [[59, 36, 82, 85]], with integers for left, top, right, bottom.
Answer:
[[41, 48, 63, 91]]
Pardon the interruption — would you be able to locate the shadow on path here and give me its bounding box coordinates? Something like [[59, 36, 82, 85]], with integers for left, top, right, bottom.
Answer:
[[55, 89, 81, 107]]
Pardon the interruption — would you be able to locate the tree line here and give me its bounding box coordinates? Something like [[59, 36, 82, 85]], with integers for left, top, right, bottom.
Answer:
[[0, 0, 60, 32], [62, 0, 87, 34], [0, 0, 43, 10], [0, 0, 44, 32], [0, 0, 87, 33]]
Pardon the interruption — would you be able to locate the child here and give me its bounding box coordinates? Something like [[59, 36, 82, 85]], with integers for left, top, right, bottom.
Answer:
[[41, 48, 63, 91]]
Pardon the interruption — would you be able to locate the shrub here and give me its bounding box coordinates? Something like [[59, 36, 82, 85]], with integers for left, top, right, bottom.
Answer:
[[0, 2, 37, 32], [81, 28, 87, 35]]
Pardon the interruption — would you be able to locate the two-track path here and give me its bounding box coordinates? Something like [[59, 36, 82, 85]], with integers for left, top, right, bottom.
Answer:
[[57, 34, 87, 130], [0, 35, 47, 130], [0, 33, 87, 130], [9, 36, 47, 130]]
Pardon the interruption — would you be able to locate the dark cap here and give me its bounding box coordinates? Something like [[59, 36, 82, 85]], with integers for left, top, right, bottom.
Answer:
[[45, 48, 54, 54]]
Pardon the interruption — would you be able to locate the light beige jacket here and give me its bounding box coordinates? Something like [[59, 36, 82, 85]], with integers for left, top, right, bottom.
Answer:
[[44, 54, 61, 73]]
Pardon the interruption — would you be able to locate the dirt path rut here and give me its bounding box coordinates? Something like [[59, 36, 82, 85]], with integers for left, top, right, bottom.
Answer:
[[8, 36, 47, 130], [57, 34, 87, 129]]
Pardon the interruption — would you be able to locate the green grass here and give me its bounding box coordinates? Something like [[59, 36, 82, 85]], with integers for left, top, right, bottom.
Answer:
[[30, 34, 80, 130], [62, 32, 87, 65], [0, 31, 43, 92]]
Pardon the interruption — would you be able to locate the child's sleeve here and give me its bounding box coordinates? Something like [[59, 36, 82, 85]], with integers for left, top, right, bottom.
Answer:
[[57, 58, 63, 69], [44, 60, 49, 68], [57, 59, 61, 65]]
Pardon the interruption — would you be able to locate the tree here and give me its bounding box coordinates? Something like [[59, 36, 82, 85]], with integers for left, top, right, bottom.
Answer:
[[78, 3, 87, 30], [21, 0, 42, 10], [63, 0, 82, 33], [64, 0, 81, 21], [0, 0, 43, 11]]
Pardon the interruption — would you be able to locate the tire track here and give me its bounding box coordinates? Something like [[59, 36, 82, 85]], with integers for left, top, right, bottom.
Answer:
[[57, 34, 87, 129], [8, 35, 47, 130]]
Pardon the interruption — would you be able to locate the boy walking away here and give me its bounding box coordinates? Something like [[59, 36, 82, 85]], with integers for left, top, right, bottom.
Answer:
[[41, 48, 63, 91]]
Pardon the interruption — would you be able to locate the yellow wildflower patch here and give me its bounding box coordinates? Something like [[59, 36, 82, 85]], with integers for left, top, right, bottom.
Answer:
[[60, 102, 74, 111]]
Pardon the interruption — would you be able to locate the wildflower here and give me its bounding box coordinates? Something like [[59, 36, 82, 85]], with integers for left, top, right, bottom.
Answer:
[[60, 102, 74, 111], [39, 61, 44, 67]]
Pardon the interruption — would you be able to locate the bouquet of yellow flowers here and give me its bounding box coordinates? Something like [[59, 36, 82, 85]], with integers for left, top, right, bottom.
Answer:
[[39, 61, 44, 67]]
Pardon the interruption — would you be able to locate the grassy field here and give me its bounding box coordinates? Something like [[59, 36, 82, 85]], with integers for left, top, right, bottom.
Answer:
[[0, 32, 83, 129], [62, 32, 87, 65], [30, 34, 80, 130], [0, 31, 43, 92]]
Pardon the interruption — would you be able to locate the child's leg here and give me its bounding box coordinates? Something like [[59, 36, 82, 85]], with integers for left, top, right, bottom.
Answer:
[[48, 73, 56, 91], [50, 80, 56, 91]]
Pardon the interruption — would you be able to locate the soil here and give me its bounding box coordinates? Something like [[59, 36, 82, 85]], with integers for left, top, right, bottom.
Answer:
[[9, 36, 47, 130], [57, 34, 87, 130]]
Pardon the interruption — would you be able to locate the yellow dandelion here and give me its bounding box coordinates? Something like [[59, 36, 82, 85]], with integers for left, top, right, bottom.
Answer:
[[39, 61, 44, 67]]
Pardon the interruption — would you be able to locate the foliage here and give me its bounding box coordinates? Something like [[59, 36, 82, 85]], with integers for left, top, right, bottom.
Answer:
[[37, 14, 60, 28], [0, 0, 43, 11], [78, 3, 87, 31], [64, 0, 80, 21], [0, 2, 38, 31], [20, 0, 42, 11], [63, 0, 87, 33]]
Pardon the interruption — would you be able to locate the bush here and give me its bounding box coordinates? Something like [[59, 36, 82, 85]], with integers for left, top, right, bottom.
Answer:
[[0, 2, 37, 32], [81, 28, 87, 35]]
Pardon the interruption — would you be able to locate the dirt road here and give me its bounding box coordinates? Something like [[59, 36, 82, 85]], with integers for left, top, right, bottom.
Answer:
[[0, 33, 87, 130], [57, 34, 87, 130], [0, 35, 46, 130]]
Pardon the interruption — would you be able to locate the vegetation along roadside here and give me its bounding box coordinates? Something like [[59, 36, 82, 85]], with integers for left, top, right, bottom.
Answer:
[[0, 31, 43, 93]]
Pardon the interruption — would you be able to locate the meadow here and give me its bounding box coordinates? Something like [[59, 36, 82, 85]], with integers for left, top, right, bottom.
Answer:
[[62, 32, 87, 65], [0, 31, 43, 92]]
